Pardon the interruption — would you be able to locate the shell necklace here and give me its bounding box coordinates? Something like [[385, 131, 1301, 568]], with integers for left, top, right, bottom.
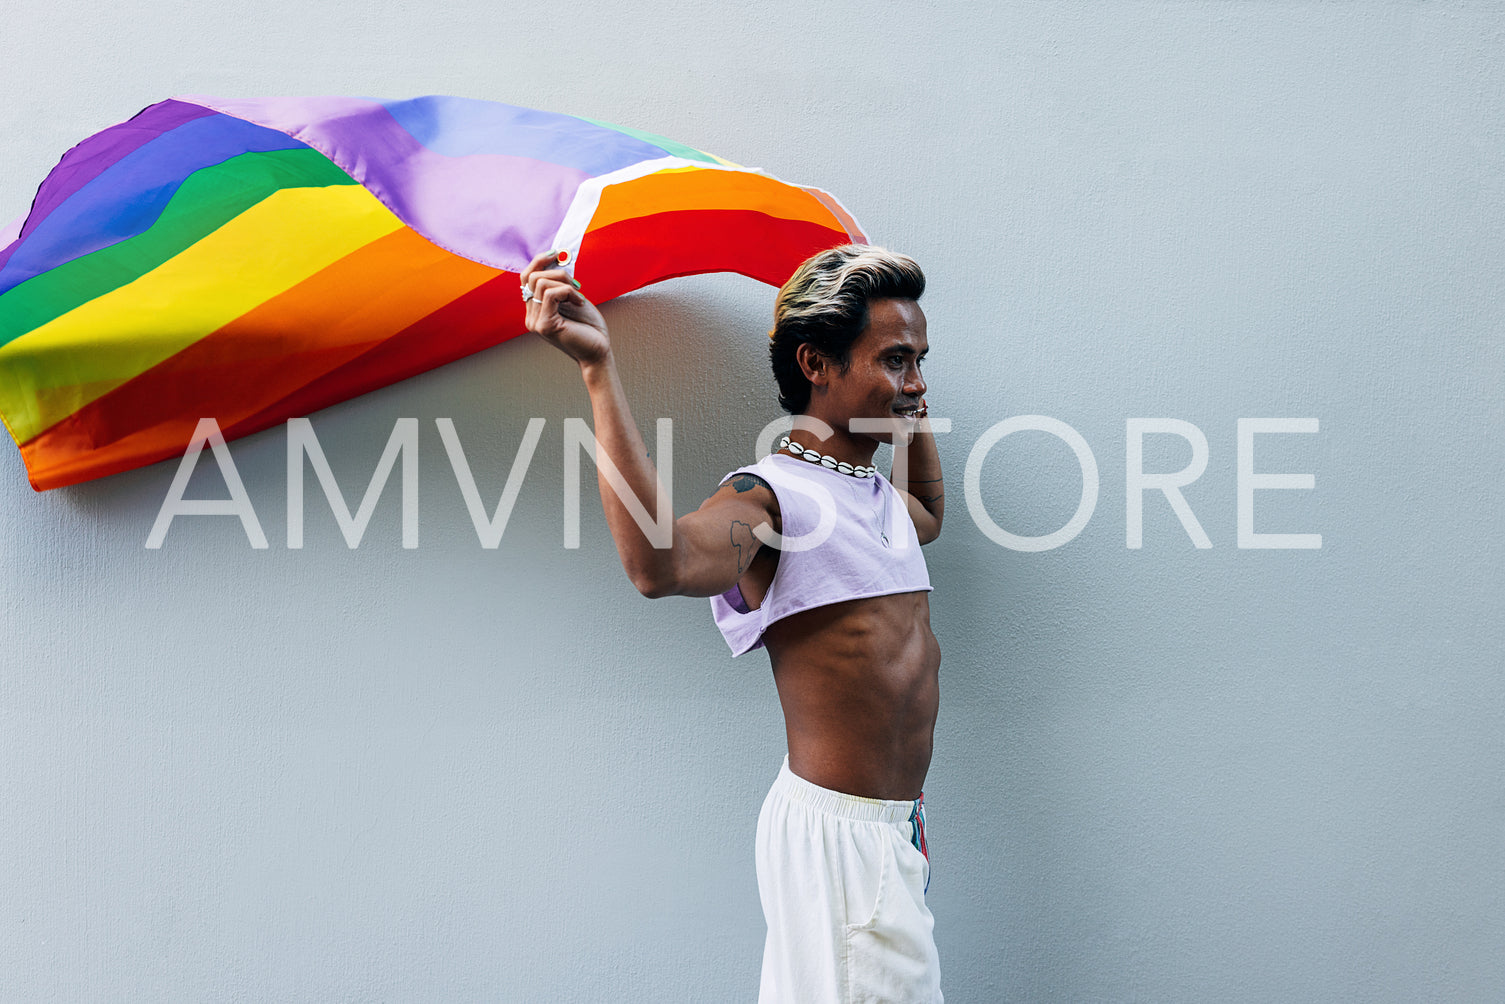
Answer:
[[777, 436, 877, 478]]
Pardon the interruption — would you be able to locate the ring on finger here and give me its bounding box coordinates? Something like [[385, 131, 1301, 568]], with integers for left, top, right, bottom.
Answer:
[[520, 283, 534, 303]]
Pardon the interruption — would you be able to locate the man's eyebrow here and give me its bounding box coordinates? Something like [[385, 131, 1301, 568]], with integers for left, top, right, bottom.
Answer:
[[879, 344, 928, 356]]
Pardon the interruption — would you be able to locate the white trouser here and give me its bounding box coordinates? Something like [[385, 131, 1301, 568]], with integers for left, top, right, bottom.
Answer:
[[756, 756, 941, 1003]]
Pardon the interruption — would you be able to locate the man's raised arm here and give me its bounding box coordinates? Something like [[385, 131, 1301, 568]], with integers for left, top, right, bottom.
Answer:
[[522, 250, 776, 598]]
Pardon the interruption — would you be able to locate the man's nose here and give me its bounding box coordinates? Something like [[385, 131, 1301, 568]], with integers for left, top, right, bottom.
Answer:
[[906, 366, 926, 397]]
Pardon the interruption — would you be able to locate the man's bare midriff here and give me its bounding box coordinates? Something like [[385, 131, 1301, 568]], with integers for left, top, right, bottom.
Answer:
[[760, 590, 940, 801]]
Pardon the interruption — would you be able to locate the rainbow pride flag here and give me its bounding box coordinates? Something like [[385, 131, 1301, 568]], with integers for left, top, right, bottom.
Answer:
[[0, 95, 865, 490]]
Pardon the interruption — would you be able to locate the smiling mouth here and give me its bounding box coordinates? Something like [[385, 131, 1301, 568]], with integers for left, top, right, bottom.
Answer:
[[893, 405, 921, 417]]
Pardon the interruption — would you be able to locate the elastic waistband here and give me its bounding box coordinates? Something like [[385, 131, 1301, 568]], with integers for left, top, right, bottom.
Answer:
[[773, 755, 921, 825]]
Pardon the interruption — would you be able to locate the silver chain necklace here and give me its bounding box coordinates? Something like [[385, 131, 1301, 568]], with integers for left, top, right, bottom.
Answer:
[[777, 436, 877, 478]]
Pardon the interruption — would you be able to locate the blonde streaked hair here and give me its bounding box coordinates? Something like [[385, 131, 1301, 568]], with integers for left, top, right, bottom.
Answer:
[[768, 245, 926, 414]]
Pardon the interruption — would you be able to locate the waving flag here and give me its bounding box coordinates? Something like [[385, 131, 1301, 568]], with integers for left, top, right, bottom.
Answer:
[[0, 95, 866, 490]]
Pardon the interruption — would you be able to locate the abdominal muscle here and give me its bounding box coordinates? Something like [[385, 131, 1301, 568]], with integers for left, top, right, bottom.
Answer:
[[760, 590, 941, 801]]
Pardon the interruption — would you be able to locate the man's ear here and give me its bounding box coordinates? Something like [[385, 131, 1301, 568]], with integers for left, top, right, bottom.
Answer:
[[796, 343, 828, 386]]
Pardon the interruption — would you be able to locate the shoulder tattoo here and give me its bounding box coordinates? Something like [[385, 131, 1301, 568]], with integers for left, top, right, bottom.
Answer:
[[728, 519, 759, 573], [728, 472, 772, 494]]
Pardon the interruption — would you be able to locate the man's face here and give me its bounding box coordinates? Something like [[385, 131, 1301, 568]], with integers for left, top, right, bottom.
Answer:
[[825, 297, 929, 446]]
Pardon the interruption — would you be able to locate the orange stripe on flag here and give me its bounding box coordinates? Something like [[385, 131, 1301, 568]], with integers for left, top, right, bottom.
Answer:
[[587, 168, 841, 234]]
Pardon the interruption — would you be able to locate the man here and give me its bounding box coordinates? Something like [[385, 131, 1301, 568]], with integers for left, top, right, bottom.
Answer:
[[523, 244, 944, 1003]]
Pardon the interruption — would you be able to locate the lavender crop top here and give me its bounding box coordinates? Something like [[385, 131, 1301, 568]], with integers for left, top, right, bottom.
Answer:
[[709, 453, 932, 657]]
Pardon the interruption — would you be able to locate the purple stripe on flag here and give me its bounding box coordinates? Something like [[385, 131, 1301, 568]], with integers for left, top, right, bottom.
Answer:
[[376, 95, 672, 171], [0, 113, 308, 297], [191, 95, 665, 174], [182, 95, 616, 270], [0, 100, 218, 276]]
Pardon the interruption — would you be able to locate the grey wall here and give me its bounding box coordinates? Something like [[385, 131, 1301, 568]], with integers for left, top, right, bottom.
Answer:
[[3, 2, 1502, 1000]]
